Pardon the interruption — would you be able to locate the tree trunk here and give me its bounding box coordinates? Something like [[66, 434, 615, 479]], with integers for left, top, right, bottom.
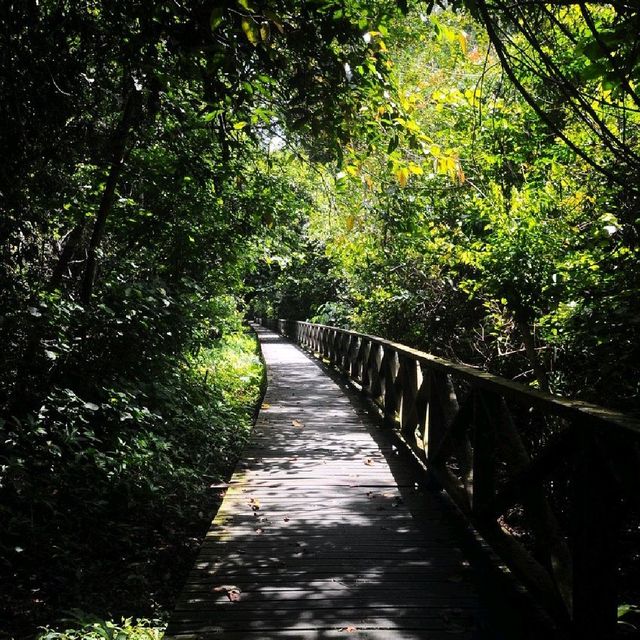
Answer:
[[48, 218, 87, 291], [79, 88, 138, 304]]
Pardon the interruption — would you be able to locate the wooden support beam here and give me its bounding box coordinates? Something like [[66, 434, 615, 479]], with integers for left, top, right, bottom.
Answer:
[[571, 429, 618, 639]]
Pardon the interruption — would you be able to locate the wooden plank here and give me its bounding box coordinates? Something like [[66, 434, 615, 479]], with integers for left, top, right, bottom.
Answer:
[[177, 586, 479, 603], [166, 612, 478, 633], [168, 632, 472, 640]]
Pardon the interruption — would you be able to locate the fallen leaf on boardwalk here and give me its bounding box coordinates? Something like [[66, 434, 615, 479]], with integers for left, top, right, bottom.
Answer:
[[283, 516, 290, 522], [340, 625, 358, 632], [261, 403, 271, 409], [364, 458, 374, 465], [254, 527, 265, 534], [249, 498, 260, 511], [292, 419, 304, 428], [212, 585, 242, 602]]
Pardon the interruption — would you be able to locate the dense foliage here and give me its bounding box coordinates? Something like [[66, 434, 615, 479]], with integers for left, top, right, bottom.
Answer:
[[0, 0, 400, 637], [2, 0, 639, 637], [2, 308, 263, 638], [252, 6, 640, 413]]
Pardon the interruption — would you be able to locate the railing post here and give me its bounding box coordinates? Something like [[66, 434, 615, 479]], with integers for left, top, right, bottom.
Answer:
[[571, 428, 617, 639], [425, 371, 457, 463], [330, 329, 339, 366], [399, 355, 419, 440], [340, 332, 350, 373], [412, 363, 431, 456], [368, 342, 383, 404], [381, 348, 399, 424], [471, 390, 499, 516], [349, 335, 360, 380], [360, 339, 371, 391]]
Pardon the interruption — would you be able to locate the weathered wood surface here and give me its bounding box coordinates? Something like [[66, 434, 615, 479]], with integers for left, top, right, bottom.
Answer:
[[164, 325, 487, 639]]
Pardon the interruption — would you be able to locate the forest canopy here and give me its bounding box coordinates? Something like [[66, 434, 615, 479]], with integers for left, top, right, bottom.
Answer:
[[1, 0, 639, 637], [251, 0, 640, 411]]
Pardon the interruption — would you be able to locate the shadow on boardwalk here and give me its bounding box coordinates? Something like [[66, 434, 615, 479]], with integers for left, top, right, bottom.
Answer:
[[164, 327, 553, 640]]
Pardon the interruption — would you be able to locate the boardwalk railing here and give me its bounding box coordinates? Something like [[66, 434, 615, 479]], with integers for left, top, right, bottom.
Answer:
[[257, 318, 640, 638]]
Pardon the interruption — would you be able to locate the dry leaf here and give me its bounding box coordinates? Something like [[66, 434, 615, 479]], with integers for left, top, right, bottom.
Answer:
[[292, 419, 304, 428], [283, 516, 290, 522], [340, 625, 358, 632], [248, 497, 261, 511], [261, 403, 271, 409], [254, 527, 264, 534], [212, 585, 242, 602], [364, 458, 374, 466]]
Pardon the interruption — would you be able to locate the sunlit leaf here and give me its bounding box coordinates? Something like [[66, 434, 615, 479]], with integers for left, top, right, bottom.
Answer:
[[237, 0, 256, 13], [394, 166, 409, 187], [457, 31, 467, 54], [210, 7, 225, 32], [241, 17, 260, 45]]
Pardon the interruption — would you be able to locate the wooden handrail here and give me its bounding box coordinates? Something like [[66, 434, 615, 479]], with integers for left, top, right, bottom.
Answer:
[[257, 317, 640, 638]]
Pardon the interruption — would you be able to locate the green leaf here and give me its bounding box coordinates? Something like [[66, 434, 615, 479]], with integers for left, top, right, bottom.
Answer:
[[210, 7, 225, 32], [580, 62, 606, 81], [238, 0, 257, 12], [202, 110, 222, 122], [241, 17, 260, 45], [260, 22, 270, 42]]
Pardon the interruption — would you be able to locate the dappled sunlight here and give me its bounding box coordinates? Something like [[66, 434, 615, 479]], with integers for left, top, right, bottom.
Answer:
[[165, 325, 483, 638]]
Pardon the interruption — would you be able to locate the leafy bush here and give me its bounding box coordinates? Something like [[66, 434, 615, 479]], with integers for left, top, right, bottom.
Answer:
[[1, 304, 263, 639], [38, 612, 164, 640]]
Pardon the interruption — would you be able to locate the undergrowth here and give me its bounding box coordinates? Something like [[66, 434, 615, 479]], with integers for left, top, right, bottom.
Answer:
[[1, 313, 263, 640]]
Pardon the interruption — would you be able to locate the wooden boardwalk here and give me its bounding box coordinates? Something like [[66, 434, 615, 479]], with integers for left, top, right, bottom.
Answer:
[[165, 325, 492, 639]]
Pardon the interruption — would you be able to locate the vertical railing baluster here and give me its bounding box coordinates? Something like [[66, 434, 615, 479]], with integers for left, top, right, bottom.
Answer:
[[471, 390, 499, 516], [425, 371, 456, 463], [381, 348, 399, 424], [571, 427, 617, 639], [412, 363, 430, 458], [399, 356, 419, 441], [369, 343, 383, 406]]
